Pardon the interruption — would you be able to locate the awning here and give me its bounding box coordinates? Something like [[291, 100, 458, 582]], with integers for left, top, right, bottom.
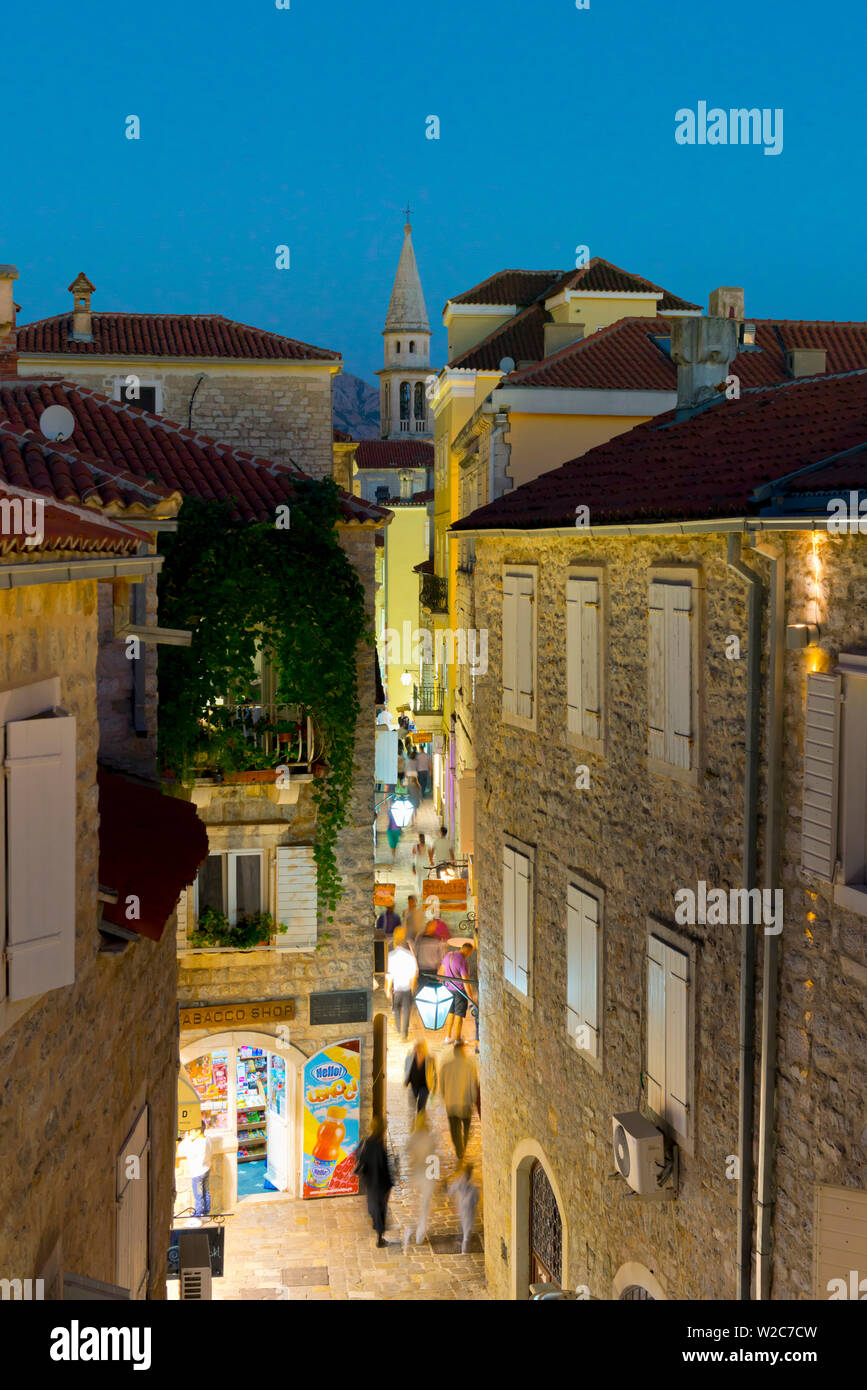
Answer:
[[98, 768, 209, 942]]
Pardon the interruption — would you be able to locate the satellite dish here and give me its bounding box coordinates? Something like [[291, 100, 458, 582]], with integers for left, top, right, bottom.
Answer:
[[38, 405, 75, 442], [498, 356, 515, 374]]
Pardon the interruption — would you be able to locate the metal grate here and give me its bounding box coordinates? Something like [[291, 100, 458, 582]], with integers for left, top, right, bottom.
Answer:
[[309, 990, 368, 1025], [620, 1284, 654, 1300], [530, 1160, 562, 1285]]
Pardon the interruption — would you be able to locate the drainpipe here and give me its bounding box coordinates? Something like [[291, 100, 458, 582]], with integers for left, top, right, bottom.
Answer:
[[726, 533, 764, 1300], [751, 538, 785, 1300]]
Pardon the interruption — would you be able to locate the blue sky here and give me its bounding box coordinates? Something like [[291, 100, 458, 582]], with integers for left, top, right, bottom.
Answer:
[[5, 0, 864, 383]]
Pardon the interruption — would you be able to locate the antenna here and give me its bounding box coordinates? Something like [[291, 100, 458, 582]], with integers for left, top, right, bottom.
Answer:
[[38, 405, 75, 442]]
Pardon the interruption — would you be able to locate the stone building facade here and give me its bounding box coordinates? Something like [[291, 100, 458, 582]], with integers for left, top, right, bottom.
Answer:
[[470, 526, 866, 1301]]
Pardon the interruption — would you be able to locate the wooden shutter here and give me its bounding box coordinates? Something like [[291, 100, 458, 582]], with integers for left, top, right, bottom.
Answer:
[[567, 577, 601, 739], [502, 845, 516, 987], [516, 577, 535, 720], [514, 851, 530, 994], [116, 1108, 150, 1299], [648, 581, 693, 768], [6, 711, 76, 1001], [502, 575, 518, 716], [665, 943, 690, 1136], [175, 887, 189, 946], [801, 672, 841, 878], [815, 1185, 867, 1296], [567, 884, 599, 1056], [647, 584, 667, 762], [646, 934, 666, 1116], [667, 585, 693, 769], [275, 845, 317, 948]]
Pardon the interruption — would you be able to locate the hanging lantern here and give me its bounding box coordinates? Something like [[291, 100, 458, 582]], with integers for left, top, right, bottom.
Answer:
[[414, 983, 454, 1031], [391, 797, 415, 828]]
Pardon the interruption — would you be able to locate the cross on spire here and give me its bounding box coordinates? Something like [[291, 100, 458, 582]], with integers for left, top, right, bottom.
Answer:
[[404, 202, 412, 226]]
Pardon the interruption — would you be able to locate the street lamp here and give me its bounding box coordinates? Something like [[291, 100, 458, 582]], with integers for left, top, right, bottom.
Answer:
[[390, 797, 415, 829], [414, 982, 454, 1030]]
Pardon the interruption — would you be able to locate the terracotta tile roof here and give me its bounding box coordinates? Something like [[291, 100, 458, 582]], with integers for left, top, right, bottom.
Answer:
[[413, 488, 434, 502], [333, 427, 355, 443], [499, 317, 867, 393], [413, 557, 434, 574], [18, 313, 341, 362], [0, 417, 177, 515], [0, 480, 152, 556], [448, 270, 565, 309], [541, 258, 700, 311], [451, 369, 867, 531], [354, 439, 434, 470], [448, 303, 549, 371], [0, 380, 388, 527], [98, 769, 209, 942]]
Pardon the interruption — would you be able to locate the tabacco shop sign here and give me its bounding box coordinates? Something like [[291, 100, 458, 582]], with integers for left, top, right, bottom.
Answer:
[[179, 999, 295, 1029]]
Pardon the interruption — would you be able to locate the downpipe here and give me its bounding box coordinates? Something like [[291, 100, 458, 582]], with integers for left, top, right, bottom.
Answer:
[[726, 534, 764, 1300]]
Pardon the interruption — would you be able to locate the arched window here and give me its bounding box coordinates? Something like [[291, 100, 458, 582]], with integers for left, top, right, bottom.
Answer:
[[529, 1160, 562, 1286], [383, 380, 391, 422], [414, 382, 425, 420], [395, 341, 401, 354], [399, 382, 411, 420], [409, 340, 416, 353]]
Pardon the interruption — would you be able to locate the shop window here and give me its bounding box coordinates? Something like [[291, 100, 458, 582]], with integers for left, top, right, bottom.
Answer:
[[195, 849, 264, 925]]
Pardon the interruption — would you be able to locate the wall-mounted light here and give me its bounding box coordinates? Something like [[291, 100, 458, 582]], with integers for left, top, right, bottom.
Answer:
[[786, 623, 820, 649]]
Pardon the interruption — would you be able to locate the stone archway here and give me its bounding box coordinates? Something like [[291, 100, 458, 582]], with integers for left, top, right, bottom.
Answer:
[[511, 1139, 569, 1300], [612, 1260, 668, 1301]]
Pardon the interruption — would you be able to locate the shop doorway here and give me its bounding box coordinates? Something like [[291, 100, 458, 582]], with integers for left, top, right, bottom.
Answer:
[[529, 1160, 563, 1287], [372, 1013, 386, 1126], [179, 1031, 302, 1209]]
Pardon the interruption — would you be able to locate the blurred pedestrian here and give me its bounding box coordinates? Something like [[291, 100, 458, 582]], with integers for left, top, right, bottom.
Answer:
[[415, 745, 431, 797], [442, 942, 475, 1043], [376, 905, 400, 936], [429, 824, 453, 869], [439, 1039, 479, 1164], [449, 1163, 480, 1253], [403, 894, 426, 942], [403, 1112, 440, 1249], [386, 803, 402, 862], [404, 1038, 437, 1113], [353, 1115, 394, 1247], [411, 832, 427, 893], [414, 918, 446, 991], [386, 928, 417, 1040]]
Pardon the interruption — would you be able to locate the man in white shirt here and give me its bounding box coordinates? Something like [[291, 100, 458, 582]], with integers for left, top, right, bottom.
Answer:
[[180, 1123, 213, 1224], [386, 927, 418, 1040]]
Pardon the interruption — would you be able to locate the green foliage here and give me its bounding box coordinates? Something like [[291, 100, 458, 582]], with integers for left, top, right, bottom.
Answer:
[[190, 907, 287, 951], [158, 484, 370, 917]]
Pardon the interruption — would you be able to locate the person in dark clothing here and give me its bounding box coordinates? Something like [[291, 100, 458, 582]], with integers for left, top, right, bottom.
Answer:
[[353, 1115, 394, 1246], [404, 1039, 437, 1113]]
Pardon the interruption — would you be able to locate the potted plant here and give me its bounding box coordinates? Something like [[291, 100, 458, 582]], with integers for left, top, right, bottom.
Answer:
[[190, 906, 288, 950]]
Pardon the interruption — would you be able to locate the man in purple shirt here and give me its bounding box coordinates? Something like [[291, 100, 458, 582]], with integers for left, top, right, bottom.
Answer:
[[442, 943, 475, 1043]]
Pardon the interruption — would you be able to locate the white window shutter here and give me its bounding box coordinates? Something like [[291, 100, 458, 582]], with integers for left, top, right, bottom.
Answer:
[[647, 583, 666, 761], [566, 884, 582, 1035], [502, 845, 516, 986], [566, 582, 581, 735], [514, 852, 530, 994], [275, 845, 317, 948], [116, 1109, 149, 1299], [646, 935, 666, 1116], [502, 576, 518, 716], [516, 578, 535, 720], [665, 943, 689, 1137], [6, 712, 76, 1000], [580, 581, 601, 740], [801, 672, 841, 878], [667, 585, 693, 769], [579, 891, 599, 1057]]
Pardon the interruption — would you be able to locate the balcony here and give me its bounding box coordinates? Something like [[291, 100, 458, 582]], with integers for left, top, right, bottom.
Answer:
[[413, 684, 445, 716], [187, 702, 326, 780], [420, 572, 448, 613]]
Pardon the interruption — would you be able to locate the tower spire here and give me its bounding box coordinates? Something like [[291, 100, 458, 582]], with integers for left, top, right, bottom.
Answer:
[[384, 216, 429, 334]]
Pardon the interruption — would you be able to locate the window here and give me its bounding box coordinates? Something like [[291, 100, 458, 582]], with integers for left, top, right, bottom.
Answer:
[[566, 570, 604, 748], [646, 928, 693, 1145], [0, 678, 76, 1003], [195, 850, 263, 924], [400, 381, 411, 425], [414, 381, 425, 421], [503, 841, 533, 1000], [396, 341, 401, 353], [114, 378, 161, 413], [383, 380, 391, 426], [803, 654, 867, 916], [375, 484, 390, 504], [502, 567, 536, 728], [409, 340, 416, 353], [647, 571, 699, 779], [275, 844, 318, 948], [566, 881, 602, 1065]]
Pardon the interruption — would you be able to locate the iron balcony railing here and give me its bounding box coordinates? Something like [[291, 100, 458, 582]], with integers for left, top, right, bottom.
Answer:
[[203, 701, 325, 768], [413, 683, 445, 715], [420, 572, 448, 613]]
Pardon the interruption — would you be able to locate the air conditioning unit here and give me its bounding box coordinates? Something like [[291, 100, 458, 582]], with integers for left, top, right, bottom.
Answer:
[[178, 1230, 212, 1300], [612, 1111, 665, 1196]]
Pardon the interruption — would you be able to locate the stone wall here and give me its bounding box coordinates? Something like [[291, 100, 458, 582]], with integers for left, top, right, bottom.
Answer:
[[18, 362, 337, 482], [472, 528, 866, 1301], [96, 575, 159, 778], [0, 571, 176, 1298], [176, 526, 379, 1145]]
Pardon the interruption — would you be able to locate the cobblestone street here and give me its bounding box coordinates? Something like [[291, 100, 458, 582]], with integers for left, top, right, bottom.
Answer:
[[178, 794, 487, 1301]]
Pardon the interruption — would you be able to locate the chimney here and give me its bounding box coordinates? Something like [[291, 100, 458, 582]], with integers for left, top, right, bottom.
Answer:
[[398, 469, 414, 500], [787, 347, 827, 379], [543, 321, 585, 357], [68, 272, 96, 342], [0, 265, 20, 379], [670, 314, 739, 415], [709, 286, 745, 323]]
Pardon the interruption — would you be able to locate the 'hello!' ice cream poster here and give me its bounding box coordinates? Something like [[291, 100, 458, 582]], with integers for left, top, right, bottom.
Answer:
[[301, 1040, 360, 1199]]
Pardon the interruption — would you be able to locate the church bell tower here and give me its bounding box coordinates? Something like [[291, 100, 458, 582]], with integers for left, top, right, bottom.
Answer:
[[377, 212, 435, 440]]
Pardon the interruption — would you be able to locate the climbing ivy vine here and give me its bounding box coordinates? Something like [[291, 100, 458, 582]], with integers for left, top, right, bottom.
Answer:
[[157, 483, 370, 917]]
